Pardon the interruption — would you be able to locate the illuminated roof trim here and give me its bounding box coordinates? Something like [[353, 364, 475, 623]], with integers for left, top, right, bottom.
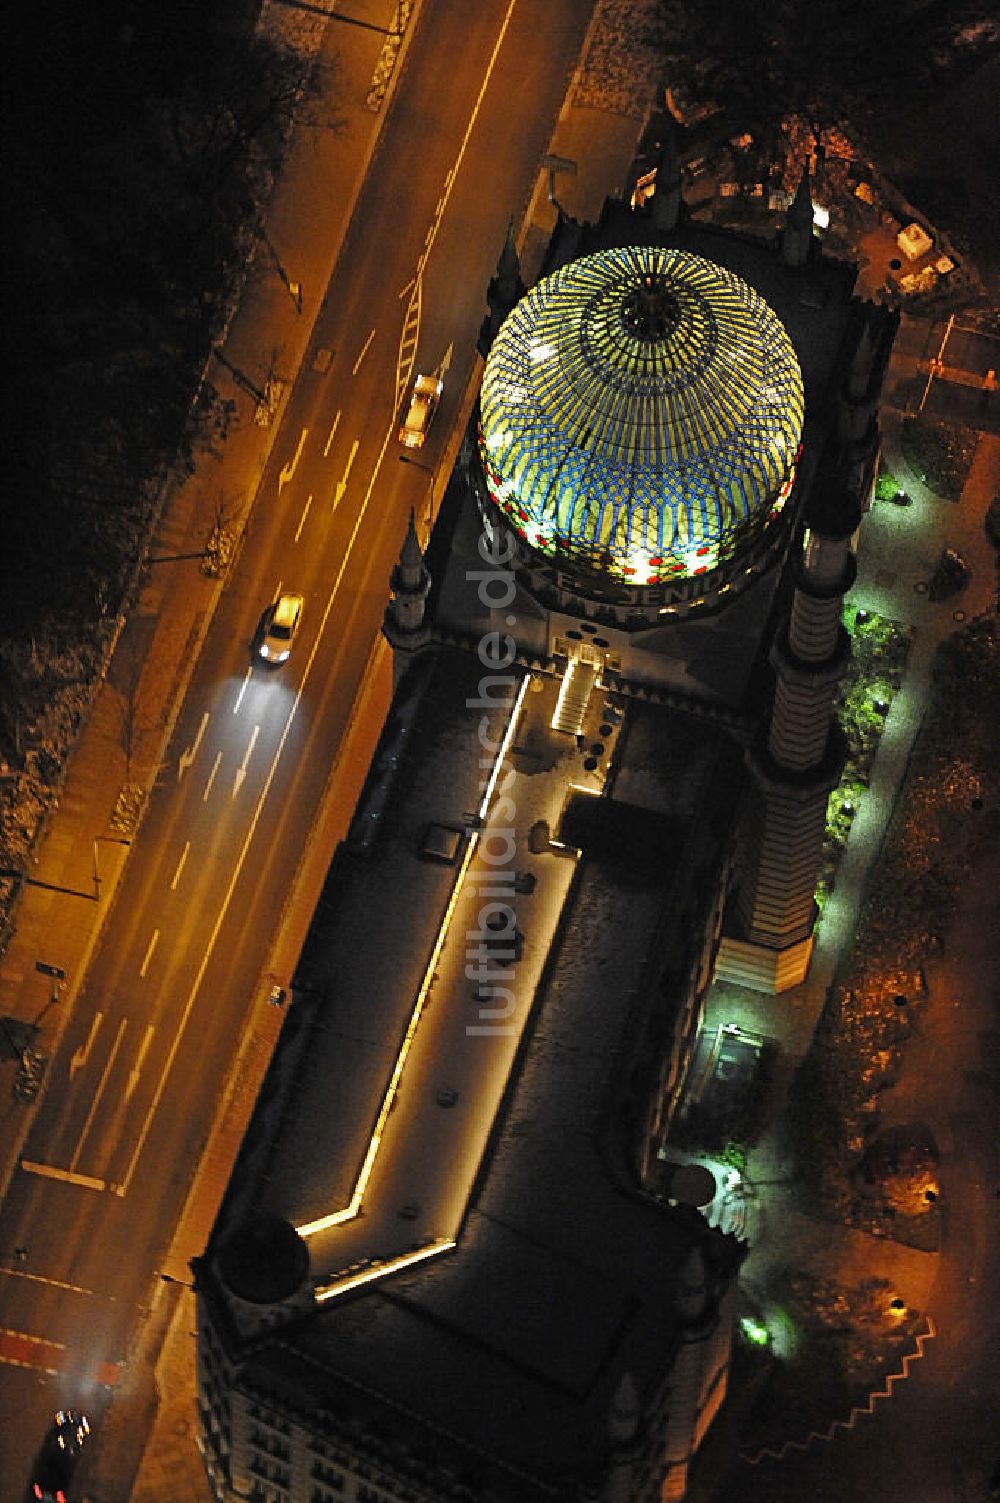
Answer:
[[294, 676, 533, 1287]]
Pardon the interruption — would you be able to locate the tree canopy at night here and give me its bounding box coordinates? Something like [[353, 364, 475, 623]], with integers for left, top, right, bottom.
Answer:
[[657, 0, 999, 152], [0, 0, 317, 634]]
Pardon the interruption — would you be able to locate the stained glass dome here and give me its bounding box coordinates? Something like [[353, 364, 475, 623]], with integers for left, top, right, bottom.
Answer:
[[478, 245, 804, 586]]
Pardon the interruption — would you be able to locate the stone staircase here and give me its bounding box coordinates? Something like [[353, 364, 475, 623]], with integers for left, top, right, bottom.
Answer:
[[550, 659, 596, 737]]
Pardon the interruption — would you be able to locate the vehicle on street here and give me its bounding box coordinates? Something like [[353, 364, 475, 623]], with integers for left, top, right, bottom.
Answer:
[[29, 1410, 90, 1503], [398, 373, 443, 449], [255, 591, 304, 664]]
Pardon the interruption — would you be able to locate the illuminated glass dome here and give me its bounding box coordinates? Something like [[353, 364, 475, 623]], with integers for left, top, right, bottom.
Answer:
[[478, 245, 804, 587]]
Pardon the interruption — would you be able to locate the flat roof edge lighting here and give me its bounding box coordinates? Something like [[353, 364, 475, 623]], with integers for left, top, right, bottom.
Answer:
[[297, 681, 530, 1243], [315, 1239, 457, 1302], [480, 673, 531, 817]]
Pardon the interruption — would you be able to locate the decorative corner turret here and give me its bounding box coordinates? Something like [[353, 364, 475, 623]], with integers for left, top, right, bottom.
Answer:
[[477, 218, 526, 359], [602, 1372, 644, 1503], [650, 126, 684, 233], [383, 511, 432, 688], [781, 160, 816, 268]]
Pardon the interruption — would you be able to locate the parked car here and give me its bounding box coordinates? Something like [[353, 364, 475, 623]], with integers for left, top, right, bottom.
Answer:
[[398, 373, 443, 449], [30, 1410, 90, 1502], [255, 592, 304, 664]]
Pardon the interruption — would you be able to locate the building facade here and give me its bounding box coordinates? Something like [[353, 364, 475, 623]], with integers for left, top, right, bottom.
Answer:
[[196, 132, 895, 1502]]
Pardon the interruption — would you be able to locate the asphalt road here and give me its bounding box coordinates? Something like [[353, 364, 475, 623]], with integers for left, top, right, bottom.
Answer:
[[0, 0, 595, 1493]]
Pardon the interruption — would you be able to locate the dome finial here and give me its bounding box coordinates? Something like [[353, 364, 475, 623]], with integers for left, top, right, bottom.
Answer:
[[621, 272, 680, 341]]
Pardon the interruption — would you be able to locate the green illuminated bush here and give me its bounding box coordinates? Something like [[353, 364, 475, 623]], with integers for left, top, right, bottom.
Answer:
[[901, 415, 978, 499]]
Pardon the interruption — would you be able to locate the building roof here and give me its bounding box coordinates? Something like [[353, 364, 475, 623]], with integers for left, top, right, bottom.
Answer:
[[205, 655, 745, 1497], [478, 245, 804, 587]]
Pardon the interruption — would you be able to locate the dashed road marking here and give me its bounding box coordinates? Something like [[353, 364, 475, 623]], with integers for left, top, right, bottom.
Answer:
[[139, 931, 159, 979], [170, 841, 190, 891], [334, 440, 360, 510], [323, 410, 342, 457], [125, 1024, 155, 1105], [352, 328, 375, 376], [71, 1017, 127, 1170], [203, 750, 222, 801], [294, 493, 313, 542], [233, 725, 261, 799], [233, 667, 252, 714]]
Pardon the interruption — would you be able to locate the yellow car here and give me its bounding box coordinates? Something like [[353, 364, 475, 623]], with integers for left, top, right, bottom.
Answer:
[[398, 373, 443, 449], [256, 592, 303, 665]]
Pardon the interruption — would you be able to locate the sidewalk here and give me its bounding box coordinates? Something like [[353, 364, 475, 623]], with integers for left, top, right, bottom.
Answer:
[[695, 423, 999, 1482]]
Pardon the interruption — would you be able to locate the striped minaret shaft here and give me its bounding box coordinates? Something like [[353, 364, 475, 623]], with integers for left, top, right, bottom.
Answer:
[[735, 511, 854, 949]]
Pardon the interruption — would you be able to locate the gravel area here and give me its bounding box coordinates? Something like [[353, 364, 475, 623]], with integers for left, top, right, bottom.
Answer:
[[572, 0, 669, 117]]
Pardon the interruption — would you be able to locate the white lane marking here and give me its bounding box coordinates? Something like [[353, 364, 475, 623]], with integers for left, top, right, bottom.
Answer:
[[415, 0, 518, 286], [394, 0, 518, 402], [177, 711, 210, 781], [170, 841, 191, 892], [124, 1024, 155, 1105], [0, 1267, 95, 1295], [294, 494, 313, 542], [334, 439, 360, 509], [233, 724, 261, 799], [233, 667, 252, 714], [396, 274, 422, 406], [118, 424, 395, 1198], [352, 328, 375, 376], [277, 426, 309, 494], [139, 930, 160, 979], [440, 341, 453, 375], [202, 750, 222, 802], [70, 1013, 103, 1080], [323, 410, 342, 457], [20, 1161, 106, 1193], [117, 262, 457, 1195], [70, 1017, 127, 1171]]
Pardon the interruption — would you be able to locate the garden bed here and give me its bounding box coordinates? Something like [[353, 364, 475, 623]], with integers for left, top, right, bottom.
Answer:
[[736, 1272, 928, 1453], [901, 414, 979, 500], [791, 617, 999, 1244], [815, 608, 912, 914]]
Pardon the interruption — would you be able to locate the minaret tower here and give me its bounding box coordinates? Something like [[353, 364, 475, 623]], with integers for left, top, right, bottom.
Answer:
[[382, 510, 431, 689], [716, 465, 861, 992]]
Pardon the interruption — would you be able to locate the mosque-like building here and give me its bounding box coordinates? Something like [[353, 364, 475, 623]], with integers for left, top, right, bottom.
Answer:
[[195, 129, 896, 1503]]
